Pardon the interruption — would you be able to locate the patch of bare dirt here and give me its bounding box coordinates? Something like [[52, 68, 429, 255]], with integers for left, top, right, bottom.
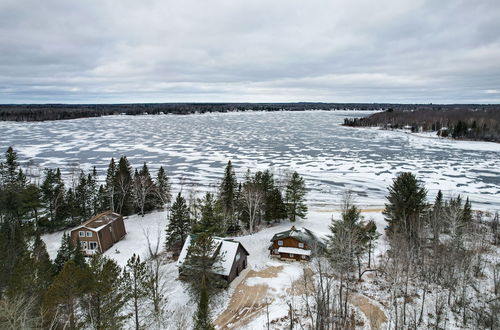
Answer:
[[349, 293, 387, 330], [214, 266, 283, 329]]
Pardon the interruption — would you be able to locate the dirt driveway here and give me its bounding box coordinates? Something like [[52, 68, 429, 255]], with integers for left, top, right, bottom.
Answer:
[[214, 265, 387, 330], [214, 266, 283, 329]]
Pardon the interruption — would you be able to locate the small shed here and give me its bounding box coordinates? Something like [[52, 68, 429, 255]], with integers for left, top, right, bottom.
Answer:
[[70, 211, 126, 256], [269, 226, 325, 261], [177, 235, 249, 285]]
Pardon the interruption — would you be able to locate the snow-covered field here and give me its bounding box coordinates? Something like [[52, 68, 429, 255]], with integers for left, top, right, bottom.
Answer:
[[1, 110, 499, 211]]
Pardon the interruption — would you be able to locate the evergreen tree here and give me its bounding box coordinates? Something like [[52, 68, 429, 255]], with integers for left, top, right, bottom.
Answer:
[[31, 233, 54, 297], [133, 163, 157, 216], [285, 171, 308, 222], [104, 158, 117, 211], [75, 170, 90, 220], [155, 166, 171, 209], [383, 172, 427, 250], [182, 233, 224, 329], [40, 168, 66, 226], [462, 197, 472, 223], [115, 156, 134, 215], [194, 192, 223, 234], [54, 233, 73, 274], [84, 254, 128, 329], [123, 254, 148, 330], [219, 161, 238, 231], [165, 193, 191, 252], [2, 147, 19, 186], [43, 261, 91, 330]]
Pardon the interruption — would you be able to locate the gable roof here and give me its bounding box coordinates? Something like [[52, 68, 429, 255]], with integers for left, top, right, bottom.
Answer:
[[177, 235, 249, 276], [71, 211, 122, 232], [271, 226, 326, 249]]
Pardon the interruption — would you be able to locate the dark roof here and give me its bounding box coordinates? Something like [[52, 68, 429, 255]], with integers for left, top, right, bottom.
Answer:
[[271, 226, 326, 249]]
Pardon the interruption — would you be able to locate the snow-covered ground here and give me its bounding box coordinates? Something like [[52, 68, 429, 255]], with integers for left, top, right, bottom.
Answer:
[[42, 208, 390, 329]]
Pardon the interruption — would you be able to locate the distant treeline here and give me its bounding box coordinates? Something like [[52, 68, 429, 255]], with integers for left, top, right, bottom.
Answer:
[[0, 102, 488, 122], [343, 106, 500, 142]]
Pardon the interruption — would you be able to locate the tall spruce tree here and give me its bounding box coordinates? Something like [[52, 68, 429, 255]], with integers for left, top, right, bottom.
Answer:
[[105, 158, 117, 211], [123, 254, 148, 330], [133, 163, 157, 216], [194, 192, 223, 234], [84, 254, 128, 329], [219, 161, 238, 231], [155, 166, 171, 209], [285, 171, 308, 222], [383, 172, 427, 250], [43, 260, 91, 330], [165, 193, 191, 252], [182, 233, 223, 330], [115, 156, 134, 215]]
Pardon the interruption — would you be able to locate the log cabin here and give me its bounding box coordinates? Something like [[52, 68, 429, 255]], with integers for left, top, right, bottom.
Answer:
[[70, 211, 126, 256], [269, 226, 325, 261], [177, 235, 249, 285]]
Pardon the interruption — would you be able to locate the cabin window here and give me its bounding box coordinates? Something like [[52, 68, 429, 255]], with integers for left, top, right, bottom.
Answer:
[[273, 249, 278, 254], [298, 242, 304, 248], [301, 255, 307, 259], [80, 241, 88, 249], [89, 242, 98, 250], [289, 253, 294, 258], [86, 231, 92, 237], [79, 231, 85, 237], [235, 252, 241, 262], [278, 240, 283, 246]]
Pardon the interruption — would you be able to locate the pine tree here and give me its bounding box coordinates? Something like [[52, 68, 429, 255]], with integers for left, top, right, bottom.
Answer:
[[40, 168, 66, 226], [123, 254, 148, 330], [133, 163, 157, 216], [104, 158, 117, 211], [115, 156, 134, 215], [2, 147, 19, 186], [182, 233, 224, 329], [43, 261, 91, 330], [194, 192, 223, 234], [165, 193, 191, 252], [155, 166, 171, 209], [219, 161, 238, 231], [31, 233, 54, 300], [285, 171, 308, 222], [54, 233, 86, 273], [462, 197, 472, 223], [84, 254, 128, 329], [75, 170, 90, 220], [383, 172, 427, 250]]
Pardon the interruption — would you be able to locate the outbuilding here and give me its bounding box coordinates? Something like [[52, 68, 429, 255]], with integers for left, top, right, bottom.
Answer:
[[177, 235, 249, 285]]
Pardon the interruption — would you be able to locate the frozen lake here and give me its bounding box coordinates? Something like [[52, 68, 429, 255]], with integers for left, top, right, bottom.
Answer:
[[1, 110, 499, 210]]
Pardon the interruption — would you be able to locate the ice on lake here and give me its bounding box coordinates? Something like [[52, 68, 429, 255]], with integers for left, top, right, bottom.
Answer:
[[1, 110, 499, 210]]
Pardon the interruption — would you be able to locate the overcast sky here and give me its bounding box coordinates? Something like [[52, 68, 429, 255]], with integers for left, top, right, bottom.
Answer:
[[1, 0, 499, 104]]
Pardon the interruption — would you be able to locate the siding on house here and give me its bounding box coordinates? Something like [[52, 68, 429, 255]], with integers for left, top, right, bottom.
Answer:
[[70, 211, 126, 255], [269, 227, 325, 262]]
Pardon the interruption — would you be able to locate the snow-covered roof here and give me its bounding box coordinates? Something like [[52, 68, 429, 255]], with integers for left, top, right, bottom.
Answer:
[[271, 226, 326, 249], [177, 235, 249, 276], [278, 247, 311, 256], [71, 211, 123, 233]]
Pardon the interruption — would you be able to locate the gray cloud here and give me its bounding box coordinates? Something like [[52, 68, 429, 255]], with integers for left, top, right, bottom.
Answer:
[[1, 0, 499, 103]]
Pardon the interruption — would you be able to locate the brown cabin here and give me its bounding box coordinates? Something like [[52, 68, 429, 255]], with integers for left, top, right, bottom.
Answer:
[[70, 211, 126, 256], [269, 226, 325, 261], [177, 235, 250, 285]]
